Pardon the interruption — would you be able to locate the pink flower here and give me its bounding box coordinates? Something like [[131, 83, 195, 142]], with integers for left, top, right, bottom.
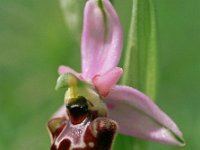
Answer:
[[51, 0, 185, 147]]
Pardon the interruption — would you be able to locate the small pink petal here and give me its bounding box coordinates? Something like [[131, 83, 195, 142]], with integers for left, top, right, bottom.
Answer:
[[104, 85, 185, 146], [92, 67, 123, 97], [58, 65, 83, 80], [51, 105, 67, 119], [81, 0, 123, 80]]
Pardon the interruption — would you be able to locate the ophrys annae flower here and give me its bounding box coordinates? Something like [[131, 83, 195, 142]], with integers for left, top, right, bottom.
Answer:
[[47, 0, 185, 149]]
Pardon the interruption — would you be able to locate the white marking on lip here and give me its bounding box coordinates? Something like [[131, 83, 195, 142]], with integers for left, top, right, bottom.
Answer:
[[88, 142, 94, 148], [55, 118, 91, 150]]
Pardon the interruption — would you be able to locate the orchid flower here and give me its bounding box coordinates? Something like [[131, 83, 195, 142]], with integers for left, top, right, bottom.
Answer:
[[48, 0, 185, 149]]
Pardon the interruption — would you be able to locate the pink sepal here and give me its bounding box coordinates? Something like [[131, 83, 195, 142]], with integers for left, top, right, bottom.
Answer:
[[81, 0, 123, 79], [104, 85, 185, 146]]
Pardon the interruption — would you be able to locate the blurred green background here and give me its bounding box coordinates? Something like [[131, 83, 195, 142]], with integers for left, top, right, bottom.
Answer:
[[0, 0, 199, 149]]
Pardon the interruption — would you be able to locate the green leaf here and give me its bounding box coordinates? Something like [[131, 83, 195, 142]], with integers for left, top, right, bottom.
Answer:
[[122, 0, 157, 100], [116, 0, 157, 149]]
